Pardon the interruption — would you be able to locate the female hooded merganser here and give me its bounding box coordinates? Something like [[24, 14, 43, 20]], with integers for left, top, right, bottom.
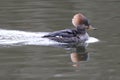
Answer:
[[42, 13, 96, 43]]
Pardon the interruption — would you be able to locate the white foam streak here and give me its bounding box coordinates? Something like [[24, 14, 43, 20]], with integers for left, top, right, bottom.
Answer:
[[0, 29, 99, 46], [86, 37, 99, 43]]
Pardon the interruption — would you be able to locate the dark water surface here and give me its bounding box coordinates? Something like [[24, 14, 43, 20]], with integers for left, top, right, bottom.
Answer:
[[0, 0, 120, 80]]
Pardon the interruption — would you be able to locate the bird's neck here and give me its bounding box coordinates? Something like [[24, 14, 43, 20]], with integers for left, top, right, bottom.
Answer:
[[76, 26, 86, 34]]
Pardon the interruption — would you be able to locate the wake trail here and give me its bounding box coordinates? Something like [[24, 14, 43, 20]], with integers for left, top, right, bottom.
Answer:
[[0, 29, 99, 47]]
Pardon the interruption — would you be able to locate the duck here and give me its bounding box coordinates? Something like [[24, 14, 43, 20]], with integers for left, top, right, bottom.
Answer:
[[42, 13, 96, 43]]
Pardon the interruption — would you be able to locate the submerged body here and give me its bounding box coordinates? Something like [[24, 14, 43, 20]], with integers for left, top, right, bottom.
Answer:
[[43, 26, 89, 43]]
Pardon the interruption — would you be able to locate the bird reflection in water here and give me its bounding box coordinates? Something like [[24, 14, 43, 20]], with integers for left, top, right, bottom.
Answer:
[[70, 46, 88, 67], [56, 43, 89, 67]]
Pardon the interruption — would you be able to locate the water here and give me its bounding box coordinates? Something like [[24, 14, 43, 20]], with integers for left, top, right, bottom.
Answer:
[[0, 0, 120, 80]]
